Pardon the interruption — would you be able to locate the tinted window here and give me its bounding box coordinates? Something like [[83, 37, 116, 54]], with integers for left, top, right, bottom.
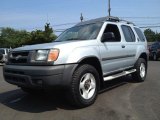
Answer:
[[103, 24, 121, 42], [122, 25, 135, 42], [134, 28, 146, 42]]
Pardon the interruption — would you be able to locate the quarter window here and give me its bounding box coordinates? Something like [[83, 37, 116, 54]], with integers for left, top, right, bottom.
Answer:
[[134, 27, 146, 42]]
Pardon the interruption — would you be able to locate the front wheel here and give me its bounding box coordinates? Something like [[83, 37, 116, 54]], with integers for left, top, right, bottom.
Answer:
[[132, 58, 147, 82], [66, 64, 100, 108]]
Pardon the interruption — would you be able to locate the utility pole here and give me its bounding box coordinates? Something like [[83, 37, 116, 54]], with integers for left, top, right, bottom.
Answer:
[[108, 0, 111, 17], [80, 13, 83, 22]]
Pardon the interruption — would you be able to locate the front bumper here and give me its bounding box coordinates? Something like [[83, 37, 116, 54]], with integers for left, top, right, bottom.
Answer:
[[3, 64, 78, 89]]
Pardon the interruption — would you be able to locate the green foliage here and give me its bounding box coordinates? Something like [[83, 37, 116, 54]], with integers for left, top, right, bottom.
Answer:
[[0, 28, 31, 48], [144, 29, 160, 42], [0, 23, 57, 48], [26, 23, 57, 45]]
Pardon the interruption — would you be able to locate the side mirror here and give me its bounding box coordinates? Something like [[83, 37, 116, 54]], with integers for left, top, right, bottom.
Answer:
[[101, 32, 115, 42]]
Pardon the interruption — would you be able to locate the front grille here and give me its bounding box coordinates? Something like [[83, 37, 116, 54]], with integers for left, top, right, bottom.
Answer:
[[8, 51, 30, 64], [12, 52, 29, 57], [10, 58, 28, 64]]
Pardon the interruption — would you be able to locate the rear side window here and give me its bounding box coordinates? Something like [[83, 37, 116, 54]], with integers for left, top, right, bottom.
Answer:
[[134, 28, 146, 42], [121, 25, 135, 42]]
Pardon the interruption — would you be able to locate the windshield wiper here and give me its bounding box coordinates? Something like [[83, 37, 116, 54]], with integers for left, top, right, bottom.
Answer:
[[53, 38, 84, 42], [53, 41, 62, 42], [66, 38, 80, 40]]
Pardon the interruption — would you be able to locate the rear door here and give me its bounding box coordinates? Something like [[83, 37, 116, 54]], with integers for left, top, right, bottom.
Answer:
[[121, 25, 137, 67]]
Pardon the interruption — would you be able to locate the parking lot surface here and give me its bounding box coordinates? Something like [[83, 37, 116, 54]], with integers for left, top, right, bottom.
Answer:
[[0, 61, 160, 120]]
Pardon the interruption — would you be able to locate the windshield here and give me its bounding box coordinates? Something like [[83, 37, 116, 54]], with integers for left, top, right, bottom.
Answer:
[[0, 49, 5, 54], [55, 22, 103, 42]]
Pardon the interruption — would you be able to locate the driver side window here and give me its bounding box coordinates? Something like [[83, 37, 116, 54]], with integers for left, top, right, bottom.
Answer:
[[103, 24, 121, 42]]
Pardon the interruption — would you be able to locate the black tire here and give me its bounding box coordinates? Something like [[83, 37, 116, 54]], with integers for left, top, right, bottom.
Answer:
[[153, 53, 157, 61], [21, 87, 44, 95], [66, 64, 100, 108], [132, 58, 147, 82]]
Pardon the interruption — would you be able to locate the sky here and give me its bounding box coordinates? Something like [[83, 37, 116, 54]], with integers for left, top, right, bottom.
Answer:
[[0, 0, 160, 34]]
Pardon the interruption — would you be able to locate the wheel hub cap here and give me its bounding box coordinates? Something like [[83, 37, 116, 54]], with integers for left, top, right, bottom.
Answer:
[[140, 63, 146, 78], [79, 73, 96, 100], [84, 80, 91, 90]]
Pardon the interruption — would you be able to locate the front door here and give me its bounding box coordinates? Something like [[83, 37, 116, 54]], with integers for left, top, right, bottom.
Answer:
[[99, 23, 128, 76]]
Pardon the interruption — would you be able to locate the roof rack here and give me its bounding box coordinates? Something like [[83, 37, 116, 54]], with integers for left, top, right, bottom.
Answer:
[[75, 16, 135, 26], [106, 16, 120, 22], [106, 16, 135, 25]]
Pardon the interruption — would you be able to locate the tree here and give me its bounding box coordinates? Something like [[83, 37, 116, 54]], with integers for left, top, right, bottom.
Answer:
[[0, 28, 31, 48], [44, 23, 57, 42], [26, 23, 57, 45], [144, 29, 155, 42], [0, 23, 57, 48], [144, 29, 160, 42]]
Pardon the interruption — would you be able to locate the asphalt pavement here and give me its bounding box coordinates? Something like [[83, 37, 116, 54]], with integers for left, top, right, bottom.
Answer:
[[0, 61, 160, 120]]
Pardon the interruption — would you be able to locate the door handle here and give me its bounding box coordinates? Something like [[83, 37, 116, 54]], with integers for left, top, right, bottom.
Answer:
[[122, 45, 125, 48]]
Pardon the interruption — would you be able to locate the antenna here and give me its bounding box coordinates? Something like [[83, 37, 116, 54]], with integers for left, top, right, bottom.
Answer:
[[108, 0, 111, 17], [80, 13, 84, 22], [47, 13, 49, 23]]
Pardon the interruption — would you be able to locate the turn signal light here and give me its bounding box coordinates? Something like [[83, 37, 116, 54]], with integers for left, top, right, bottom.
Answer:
[[48, 49, 59, 61]]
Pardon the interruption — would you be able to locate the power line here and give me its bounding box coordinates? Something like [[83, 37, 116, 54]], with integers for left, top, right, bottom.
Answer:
[[140, 26, 160, 28], [137, 23, 160, 26], [120, 17, 160, 19], [52, 22, 78, 27], [1, 16, 160, 32]]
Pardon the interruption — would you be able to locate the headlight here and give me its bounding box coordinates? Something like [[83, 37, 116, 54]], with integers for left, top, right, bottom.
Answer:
[[35, 50, 49, 61], [34, 49, 59, 62]]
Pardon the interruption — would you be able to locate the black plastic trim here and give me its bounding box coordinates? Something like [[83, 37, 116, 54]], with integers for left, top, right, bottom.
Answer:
[[3, 64, 78, 89], [102, 54, 135, 61]]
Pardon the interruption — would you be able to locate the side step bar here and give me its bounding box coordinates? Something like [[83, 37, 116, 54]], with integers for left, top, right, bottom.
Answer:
[[103, 69, 136, 81]]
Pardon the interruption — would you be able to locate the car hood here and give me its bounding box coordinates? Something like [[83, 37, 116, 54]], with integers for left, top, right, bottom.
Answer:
[[12, 40, 97, 52]]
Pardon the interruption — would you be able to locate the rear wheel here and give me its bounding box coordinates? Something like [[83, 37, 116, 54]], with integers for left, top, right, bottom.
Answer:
[[66, 64, 100, 108], [132, 58, 147, 82]]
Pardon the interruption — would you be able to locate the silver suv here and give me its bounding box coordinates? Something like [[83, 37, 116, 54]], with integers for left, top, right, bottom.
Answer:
[[3, 16, 148, 107]]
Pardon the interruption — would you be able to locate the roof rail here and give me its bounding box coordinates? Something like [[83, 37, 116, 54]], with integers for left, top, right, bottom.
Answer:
[[119, 19, 135, 25]]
